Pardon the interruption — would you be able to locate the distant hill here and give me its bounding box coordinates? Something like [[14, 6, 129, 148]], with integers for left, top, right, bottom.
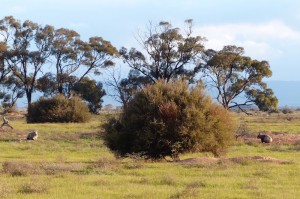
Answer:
[[267, 81, 300, 107]]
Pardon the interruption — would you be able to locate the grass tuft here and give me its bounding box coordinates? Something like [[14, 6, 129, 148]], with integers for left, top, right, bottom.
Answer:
[[2, 161, 39, 176], [18, 178, 49, 194], [88, 157, 121, 172], [170, 182, 205, 198]]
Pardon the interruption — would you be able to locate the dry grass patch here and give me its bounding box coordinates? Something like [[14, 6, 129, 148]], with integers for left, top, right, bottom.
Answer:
[[122, 158, 144, 170], [87, 157, 121, 172], [2, 161, 86, 176], [291, 140, 300, 151], [236, 132, 300, 145], [0, 180, 11, 197], [170, 182, 206, 199], [2, 161, 40, 176], [179, 156, 292, 168], [18, 177, 49, 194], [243, 179, 260, 190], [40, 162, 85, 175], [79, 132, 100, 139], [158, 174, 177, 186]]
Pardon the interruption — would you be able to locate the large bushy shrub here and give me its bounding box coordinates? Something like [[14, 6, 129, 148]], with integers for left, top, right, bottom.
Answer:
[[27, 95, 91, 123], [104, 80, 236, 160]]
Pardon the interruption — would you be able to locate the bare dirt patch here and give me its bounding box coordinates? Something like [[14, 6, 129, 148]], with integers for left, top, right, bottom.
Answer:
[[179, 156, 292, 165], [237, 132, 300, 145], [180, 157, 219, 164], [227, 156, 291, 164]]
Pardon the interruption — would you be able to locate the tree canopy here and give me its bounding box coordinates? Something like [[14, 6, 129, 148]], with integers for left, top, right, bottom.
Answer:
[[0, 16, 117, 110], [73, 77, 106, 114], [0, 16, 54, 107], [201, 45, 278, 112], [119, 20, 205, 83], [0, 16, 278, 113]]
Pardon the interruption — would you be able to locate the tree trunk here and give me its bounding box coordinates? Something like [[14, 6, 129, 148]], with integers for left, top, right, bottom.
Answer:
[[26, 90, 32, 110]]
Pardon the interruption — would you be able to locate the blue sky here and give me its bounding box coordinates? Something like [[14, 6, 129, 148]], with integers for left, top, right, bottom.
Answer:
[[1, 0, 300, 105]]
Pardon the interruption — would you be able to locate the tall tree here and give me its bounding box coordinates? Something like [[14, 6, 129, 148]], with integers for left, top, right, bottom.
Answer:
[[201, 45, 278, 113], [119, 20, 205, 83], [48, 30, 118, 97], [0, 16, 54, 107], [0, 42, 13, 107], [50, 28, 80, 95]]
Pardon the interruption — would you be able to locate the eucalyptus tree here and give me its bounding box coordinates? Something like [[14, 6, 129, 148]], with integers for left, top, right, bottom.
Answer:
[[79, 36, 118, 83], [50, 28, 80, 95], [119, 20, 205, 83], [43, 29, 118, 97], [1, 76, 24, 111], [0, 42, 10, 88], [0, 16, 54, 107], [201, 45, 278, 113], [105, 69, 151, 108], [0, 42, 10, 83]]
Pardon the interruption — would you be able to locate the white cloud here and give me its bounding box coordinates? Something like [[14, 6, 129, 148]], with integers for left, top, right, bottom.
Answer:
[[193, 20, 300, 59]]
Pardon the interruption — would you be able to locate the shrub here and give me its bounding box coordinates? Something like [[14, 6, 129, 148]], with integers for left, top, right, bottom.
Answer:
[[103, 80, 236, 160], [281, 106, 293, 114], [27, 95, 91, 123]]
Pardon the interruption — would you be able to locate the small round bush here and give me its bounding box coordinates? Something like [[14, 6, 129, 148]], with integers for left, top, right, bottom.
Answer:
[[281, 106, 293, 114], [27, 95, 91, 123], [104, 80, 236, 160]]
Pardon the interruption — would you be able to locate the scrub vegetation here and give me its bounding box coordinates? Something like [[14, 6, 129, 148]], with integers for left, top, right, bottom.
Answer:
[[0, 111, 299, 198]]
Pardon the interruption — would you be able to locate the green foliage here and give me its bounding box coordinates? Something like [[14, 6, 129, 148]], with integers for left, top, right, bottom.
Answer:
[[119, 20, 205, 83], [1, 76, 25, 112], [27, 94, 91, 123], [50, 30, 118, 96], [0, 16, 54, 106], [202, 45, 278, 112], [281, 106, 294, 114], [247, 88, 278, 112], [73, 77, 106, 113], [36, 72, 57, 97], [0, 16, 118, 109], [104, 80, 236, 160]]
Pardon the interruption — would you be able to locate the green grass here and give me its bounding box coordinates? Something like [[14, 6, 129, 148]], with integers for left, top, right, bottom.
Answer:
[[238, 111, 300, 134], [0, 112, 300, 198]]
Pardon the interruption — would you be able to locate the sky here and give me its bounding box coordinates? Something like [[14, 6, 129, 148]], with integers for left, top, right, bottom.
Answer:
[[1, 0, 300, 106]]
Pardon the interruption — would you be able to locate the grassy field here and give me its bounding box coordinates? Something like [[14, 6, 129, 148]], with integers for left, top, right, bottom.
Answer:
[[0, 111, 299, 198]]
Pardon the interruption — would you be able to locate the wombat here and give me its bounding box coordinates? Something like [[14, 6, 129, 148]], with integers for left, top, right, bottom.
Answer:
[[257, 133, 272, 143]]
